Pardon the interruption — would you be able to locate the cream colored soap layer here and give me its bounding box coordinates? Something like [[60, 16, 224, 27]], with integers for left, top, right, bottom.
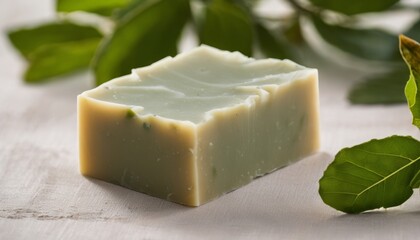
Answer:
[[78, 45, 320, 206]]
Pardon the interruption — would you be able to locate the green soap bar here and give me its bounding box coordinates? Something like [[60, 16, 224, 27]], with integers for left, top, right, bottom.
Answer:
[[78, 45, 320, 206]]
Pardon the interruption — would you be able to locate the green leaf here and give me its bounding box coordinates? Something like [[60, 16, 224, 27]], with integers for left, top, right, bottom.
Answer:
[[7, 22, 102, 59], [56, 0, 132, 15], [25, 38, 101, 83], [255, 23, 295, 60], [199, 0, 253, 56], [312, 17, 399, 62], [309, 0, 399, 15], [93, 0, 190, 85], [348, 69, 408, 104], [7, 21, 103, 82], [319, 135, 420, 214], [400, 35, 420, 128], [411, 170, 420, 188]]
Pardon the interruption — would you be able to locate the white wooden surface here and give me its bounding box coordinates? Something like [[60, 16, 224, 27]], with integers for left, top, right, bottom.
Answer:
[[1, 1, 420, 239]]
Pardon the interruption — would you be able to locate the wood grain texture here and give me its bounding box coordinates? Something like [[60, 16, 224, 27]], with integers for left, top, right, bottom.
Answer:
[[1, 0, 420, 239]]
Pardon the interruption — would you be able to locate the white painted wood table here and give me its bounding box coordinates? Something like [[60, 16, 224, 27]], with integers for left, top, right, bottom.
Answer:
[[1, 0, 420, 239]]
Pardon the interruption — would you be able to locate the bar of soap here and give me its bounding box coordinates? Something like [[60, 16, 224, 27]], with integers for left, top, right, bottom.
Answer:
[[78, 45, 320, 206]]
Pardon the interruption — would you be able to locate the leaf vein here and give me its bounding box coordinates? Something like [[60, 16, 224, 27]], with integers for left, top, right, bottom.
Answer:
[[333, 169, 380, 183], [356, 149, 414, 162], [345, 160, 385, 178], [351, 156, 420, 211], [322, 176, 369, 188], [322, 191, 358, 196]]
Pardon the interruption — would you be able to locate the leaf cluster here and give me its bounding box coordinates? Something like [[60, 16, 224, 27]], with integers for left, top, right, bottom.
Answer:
[[319, 36, 420, 214], [7, 0, 418, 94]]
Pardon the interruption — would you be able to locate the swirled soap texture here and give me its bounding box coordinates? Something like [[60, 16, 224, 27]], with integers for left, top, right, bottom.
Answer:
[[78, 45, 320, 206]]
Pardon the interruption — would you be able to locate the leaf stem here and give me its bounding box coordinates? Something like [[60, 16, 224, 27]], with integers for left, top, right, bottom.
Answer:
[[254, 14, 295, 23], [285, 0, 320, 17]]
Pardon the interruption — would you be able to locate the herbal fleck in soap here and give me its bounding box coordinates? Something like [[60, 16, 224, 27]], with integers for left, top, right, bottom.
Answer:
[[78, 45, 320, 206]]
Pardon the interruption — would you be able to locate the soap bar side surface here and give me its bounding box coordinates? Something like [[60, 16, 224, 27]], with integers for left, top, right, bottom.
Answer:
[[78, 96, 200, 205], [195, 71, 320, 204]]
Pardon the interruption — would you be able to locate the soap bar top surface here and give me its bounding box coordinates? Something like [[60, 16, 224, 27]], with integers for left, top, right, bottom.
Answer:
[[83, 45, 315, 123]]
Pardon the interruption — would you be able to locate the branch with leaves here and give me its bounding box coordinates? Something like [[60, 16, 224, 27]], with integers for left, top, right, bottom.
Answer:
[[7, 0, 419, 104], [319, 35, 420, 214]]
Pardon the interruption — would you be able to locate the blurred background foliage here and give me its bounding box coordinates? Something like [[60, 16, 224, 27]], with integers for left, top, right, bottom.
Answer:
[[6, 0, 420, 104]]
